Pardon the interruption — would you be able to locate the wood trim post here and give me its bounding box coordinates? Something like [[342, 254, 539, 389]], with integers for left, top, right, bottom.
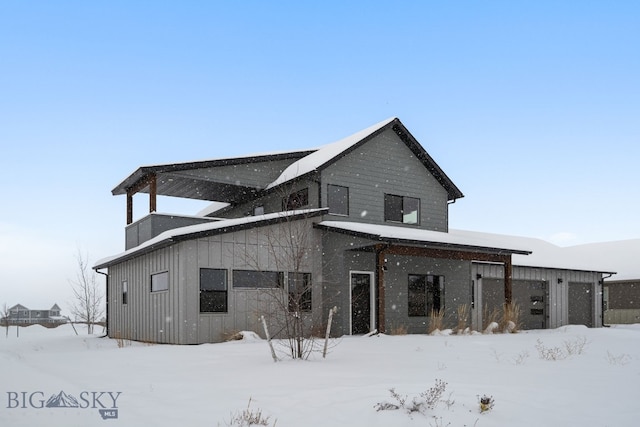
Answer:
[[126, 191, 133, 225], [504, 256, 513, 304], [376, 246, 386, 334], [149, 173, 157, 213]]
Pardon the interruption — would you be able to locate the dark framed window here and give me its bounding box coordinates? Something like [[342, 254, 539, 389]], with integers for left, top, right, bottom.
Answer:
[[327, 184, 349, 216], [233, 270, 284, 288], [200, 269, 227, 313], [122, 280, 128, 305], [282, 188, 309, 211], [288, 272, 312, 312], [408, 274, 444, 317], [151, 271, 169, 292], [384, 194, 420, 224]]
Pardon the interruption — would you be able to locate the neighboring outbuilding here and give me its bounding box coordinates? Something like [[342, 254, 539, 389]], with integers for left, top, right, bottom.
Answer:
[[94, 117, 617, 344]]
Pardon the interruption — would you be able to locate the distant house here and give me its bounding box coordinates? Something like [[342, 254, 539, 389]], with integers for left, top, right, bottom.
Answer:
[[4, 304, 67, 325], [94, 117, 616, 344]]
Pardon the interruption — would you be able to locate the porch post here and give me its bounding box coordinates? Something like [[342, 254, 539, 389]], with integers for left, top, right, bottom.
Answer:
[[149, 173, 157, 214], [376, 246, 386, 334], [126, 191, 133, 225], [504, 255, 513, 305]]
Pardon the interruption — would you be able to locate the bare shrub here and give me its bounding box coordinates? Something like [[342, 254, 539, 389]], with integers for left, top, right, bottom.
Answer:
[[69, 249, 104, 334], [375, 379, 449, 415], [428, 308, 445, 334], [222, 330, 244, 342], [455, 304, 470, 334], [389, 324, 408, 335], [563, 336, 588, 355], [226, 398, 275, 427], [478, 395, 495, 413], [535, 339, 566, 361], [482, 305, 500, 332], [500, 302, 521, 333], [512, 350, 530, 365], [606, 351, 631, 366]]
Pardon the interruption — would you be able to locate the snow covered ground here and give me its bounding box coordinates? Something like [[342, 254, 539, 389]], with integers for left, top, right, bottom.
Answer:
[[1, 324, 639, 427]]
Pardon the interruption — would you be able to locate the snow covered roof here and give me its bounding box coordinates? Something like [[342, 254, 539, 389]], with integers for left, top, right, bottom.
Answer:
[[94, 209, 328, 269], [266, 117, 396, 189], [316, 221, 617, 274], [562, 239, 640, 281]]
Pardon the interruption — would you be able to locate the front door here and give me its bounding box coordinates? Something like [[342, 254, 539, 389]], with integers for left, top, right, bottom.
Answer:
[[350, 272, 375, 334]]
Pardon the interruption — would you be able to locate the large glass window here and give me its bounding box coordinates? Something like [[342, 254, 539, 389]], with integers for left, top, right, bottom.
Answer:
[[151, 271, 169, 292], [288, 272, 312, 312], [200, 269, 227, 313], [233, 270, 284, 288], [408, 274, 444, 316], [384, 194, 420, 224], [327, 184, 349, 216], [282, 188, 309, 210]]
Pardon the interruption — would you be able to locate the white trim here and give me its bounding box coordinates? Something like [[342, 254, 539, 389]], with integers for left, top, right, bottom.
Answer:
[[349, 271, 375, 335]]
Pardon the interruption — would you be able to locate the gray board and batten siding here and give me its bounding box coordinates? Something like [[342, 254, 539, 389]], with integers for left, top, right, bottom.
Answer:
[[471, 263, 603, 330], [107, 217, 323, 344]]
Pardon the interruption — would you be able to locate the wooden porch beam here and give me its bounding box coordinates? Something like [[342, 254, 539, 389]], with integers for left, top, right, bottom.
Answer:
[[504, 257, 513, 304], [126, 192, 133, 225], [149, 173, 157, 213], [124, 172, 158, 225], [376, 245, 387, 334]]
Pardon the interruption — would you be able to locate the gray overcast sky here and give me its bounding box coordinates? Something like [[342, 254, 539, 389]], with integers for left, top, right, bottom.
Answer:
[[1, 1, 639, 313]]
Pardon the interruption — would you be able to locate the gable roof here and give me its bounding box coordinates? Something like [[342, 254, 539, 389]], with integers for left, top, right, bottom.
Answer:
[[266, 117, 464, 200], [111, 117, 463, 207]]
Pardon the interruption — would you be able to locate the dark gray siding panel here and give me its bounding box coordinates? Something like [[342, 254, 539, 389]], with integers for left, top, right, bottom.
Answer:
[[320, 128, 450, 231]]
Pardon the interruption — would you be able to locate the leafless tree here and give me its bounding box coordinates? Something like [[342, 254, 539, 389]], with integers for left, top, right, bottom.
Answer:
[[1, 303, 9, 338], [69, 250, 104, 334]]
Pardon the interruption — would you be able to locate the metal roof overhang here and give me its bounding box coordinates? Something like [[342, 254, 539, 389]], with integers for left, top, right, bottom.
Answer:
[[313, 223, 532, 257]]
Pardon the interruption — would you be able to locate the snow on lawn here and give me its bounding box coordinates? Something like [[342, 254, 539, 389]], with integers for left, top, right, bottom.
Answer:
[[2, 324, 640, 427]]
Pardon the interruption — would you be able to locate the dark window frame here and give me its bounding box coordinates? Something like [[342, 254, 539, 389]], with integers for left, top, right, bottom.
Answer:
[[384, 194, 420, 224], [200, 268, 228, 313], [288, 272, 312, 312], [232, 270, 284, 289], [408, 274, 444, 317], [150, 271, 169, 293], [327, 184, 349, 216]]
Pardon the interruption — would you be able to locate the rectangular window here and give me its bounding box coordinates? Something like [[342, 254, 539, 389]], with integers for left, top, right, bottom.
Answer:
[[408, 274, 444, 317], [233, 270, 284, 288], [384, 194, 420, 224], [288, 272, 312, 312], [200, 269, 227, 313], [253, 205, 264, 215], [282, 188, 309, 210], [122, 280, 128, 305], [327, 184, 349, 216], [151, 271, 169, 292]]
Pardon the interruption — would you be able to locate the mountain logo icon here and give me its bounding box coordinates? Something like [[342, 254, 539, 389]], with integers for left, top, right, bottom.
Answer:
[[45, 391, 80, 408]]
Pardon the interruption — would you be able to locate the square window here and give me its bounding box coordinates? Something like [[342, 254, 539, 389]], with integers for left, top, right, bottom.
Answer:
[[254, 205, 264, 215], [200, 269, 227, 313], [408, 274, 444, 317], [151, 271, 169, 292], [327, 184, 349, 216], [384, 194, 420, 224]]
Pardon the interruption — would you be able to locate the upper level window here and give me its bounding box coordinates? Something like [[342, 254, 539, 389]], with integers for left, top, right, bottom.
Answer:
[[408, 274, 444, 317], [151, 271, 169, 292], [253, 205, 264, 215], [233, 270, 284, 289], [384, 194, 420, 224], [282, 188, 309, 211], [200, 269, 227, 313], [327, 184, 349, 216]]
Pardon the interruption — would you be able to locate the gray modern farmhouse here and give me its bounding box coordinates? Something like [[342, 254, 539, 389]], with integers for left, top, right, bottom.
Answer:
[[94, 117, 614, 344]]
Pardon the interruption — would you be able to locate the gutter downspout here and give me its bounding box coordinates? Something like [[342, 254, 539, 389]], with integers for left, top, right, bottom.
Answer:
[[600, 273, 614, 328], [95, 269, 109, 337]]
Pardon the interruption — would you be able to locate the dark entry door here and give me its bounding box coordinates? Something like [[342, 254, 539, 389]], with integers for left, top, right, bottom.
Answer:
[[351, 272, 373, 334]]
